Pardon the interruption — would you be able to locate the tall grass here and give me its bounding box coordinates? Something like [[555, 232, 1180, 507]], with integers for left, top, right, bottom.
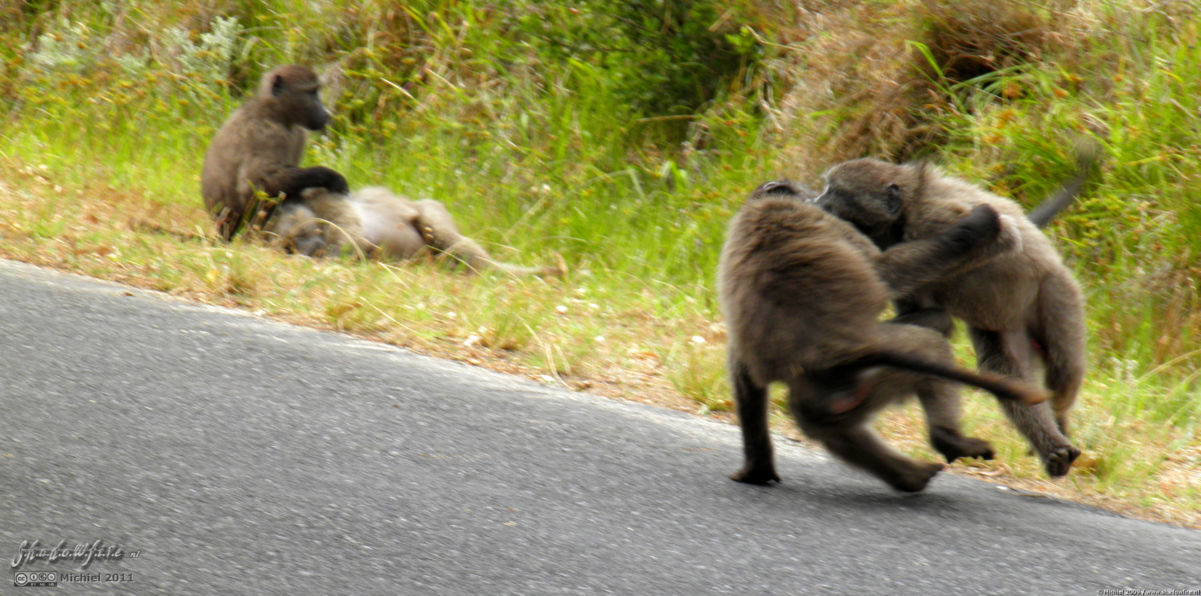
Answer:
[[1, 0, 1198, 525]]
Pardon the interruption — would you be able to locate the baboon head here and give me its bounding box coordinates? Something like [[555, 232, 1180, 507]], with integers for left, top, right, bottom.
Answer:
[[285, 220, 329, 257], [813, 158, 927, 247], [259, 64, 331, 131], [266, 201, 329, 257]]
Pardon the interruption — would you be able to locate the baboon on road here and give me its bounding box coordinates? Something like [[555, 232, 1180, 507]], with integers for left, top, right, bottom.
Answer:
[[813, 150, 1097, 477], [267, 186, 563, 277], [719, 182, 1047, 492], [201, 64, 348, 241]]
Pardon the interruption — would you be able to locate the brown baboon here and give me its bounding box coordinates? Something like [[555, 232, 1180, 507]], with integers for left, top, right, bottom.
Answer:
[[266, 186, 563, 277], [812, 150, 1097, 477], [201, 64, 349, 241], [719, 182, 1048, 492], [756, 183, 1010, 465]]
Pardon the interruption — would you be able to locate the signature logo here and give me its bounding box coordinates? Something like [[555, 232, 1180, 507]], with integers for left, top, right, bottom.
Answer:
[[11, 540, 130, 571]]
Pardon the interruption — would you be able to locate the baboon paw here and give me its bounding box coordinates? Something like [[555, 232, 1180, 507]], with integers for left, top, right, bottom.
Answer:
[[960, 438, 996, 461], [930, 427, 995, 462], [1043, 445, 1082, 477], [730, 466, 781, 485], [890, 462, 944, 493], [936, 438, 995, 463]]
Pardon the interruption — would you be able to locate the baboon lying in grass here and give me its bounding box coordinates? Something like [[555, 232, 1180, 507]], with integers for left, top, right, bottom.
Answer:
[[718, 181, 1048, 492], [812, 147, 1098, 477], [266, 186, 563, 277]]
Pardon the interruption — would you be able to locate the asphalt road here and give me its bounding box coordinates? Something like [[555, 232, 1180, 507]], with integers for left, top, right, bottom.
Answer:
[[1, 258, 1198, 595]]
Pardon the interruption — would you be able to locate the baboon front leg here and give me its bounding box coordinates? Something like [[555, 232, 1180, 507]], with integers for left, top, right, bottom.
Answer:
[[969, 327, 1080, 477], [264, 166, 350, 201], [872, 204, 1014, 299], [729, 358, 779, 485]]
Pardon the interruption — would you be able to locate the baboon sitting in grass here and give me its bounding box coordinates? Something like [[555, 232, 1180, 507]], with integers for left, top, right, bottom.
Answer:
[[201, 64, 348, 241]]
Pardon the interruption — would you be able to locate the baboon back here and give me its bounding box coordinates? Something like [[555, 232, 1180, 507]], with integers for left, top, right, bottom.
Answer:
[[719, 198, 886, 385]]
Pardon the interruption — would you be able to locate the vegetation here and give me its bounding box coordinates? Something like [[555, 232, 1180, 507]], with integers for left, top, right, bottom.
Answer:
[[1, 0, 1197, 526]]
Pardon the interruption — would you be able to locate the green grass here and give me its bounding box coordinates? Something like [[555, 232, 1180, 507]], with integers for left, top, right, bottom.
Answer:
[[1, 0, 1198, 527]]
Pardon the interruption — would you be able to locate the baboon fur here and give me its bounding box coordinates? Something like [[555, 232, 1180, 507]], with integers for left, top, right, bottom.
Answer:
[[718, 182, 1047, 492], [266, 186, 563, 277], [201, 64, 348, 241], [813, 154, 1095, 477]]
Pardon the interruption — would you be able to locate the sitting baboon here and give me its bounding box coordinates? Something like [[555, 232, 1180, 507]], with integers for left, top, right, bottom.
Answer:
[[201, 64, 349, 241], [719, 182, 1048, 492], [812, 149, 1097, 477], [266, 186, 563, 277]]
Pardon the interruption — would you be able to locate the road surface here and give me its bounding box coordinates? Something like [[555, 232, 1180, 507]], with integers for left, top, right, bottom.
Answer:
[[1, 259, 1198, 594]]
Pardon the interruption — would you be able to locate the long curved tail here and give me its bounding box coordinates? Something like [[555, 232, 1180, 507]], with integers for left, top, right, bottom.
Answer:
[[1027, 138, 1102, 228], [849, 351, 1049, 405]]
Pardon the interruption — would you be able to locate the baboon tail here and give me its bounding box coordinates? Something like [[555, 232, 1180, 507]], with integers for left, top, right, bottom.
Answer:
[[1027, 139, 1102, 228], [857, 351, 1050, 405]]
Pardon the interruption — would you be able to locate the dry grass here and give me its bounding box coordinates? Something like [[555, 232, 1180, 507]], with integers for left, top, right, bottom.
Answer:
[[0, 155, 713, 412], [765, 0, 1093, 178]]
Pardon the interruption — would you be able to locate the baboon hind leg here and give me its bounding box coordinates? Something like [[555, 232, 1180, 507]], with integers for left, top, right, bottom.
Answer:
[[793, 360, 943, 492], [729, 357, 779, 485], [1034, 275, 1086, 436], [802, 420, 944, 493], [412, 199, 488, 268], [413, 199, 552, 276], [969, 327, 1080, 477], [879, 322, 994, 463]]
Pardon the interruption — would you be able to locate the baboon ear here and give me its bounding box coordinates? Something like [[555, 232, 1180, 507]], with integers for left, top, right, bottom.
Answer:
[[885, 183, 902, 215], [912, 161, 930, 199], [271, 74, 286, 97]]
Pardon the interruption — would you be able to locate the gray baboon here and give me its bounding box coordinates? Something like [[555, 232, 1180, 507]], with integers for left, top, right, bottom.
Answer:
[[719, 182, 1048, 492], [266, 186, 563, 277], [201, 64, 349, 241], [812, 151, 1097, 477]]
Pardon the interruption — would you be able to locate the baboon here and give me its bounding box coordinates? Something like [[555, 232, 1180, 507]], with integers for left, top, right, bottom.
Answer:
[[719, 182, 1048, 492], [201, 64, 349, 241], [812, 149, 1097, 477], [266, 186, 563, 277]]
